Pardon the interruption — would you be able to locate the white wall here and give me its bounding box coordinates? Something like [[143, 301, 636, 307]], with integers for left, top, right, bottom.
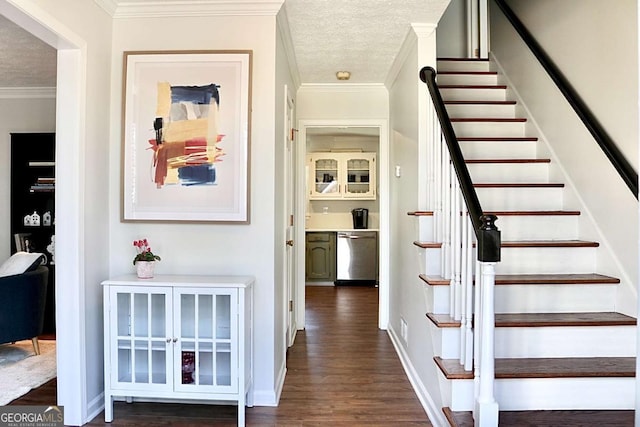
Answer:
[[0, 96, 56, 262], [109, 13, 283, 405], [387, 25, 445, 426], [490, 0, 639, 315], [437, 0, 467, 58]]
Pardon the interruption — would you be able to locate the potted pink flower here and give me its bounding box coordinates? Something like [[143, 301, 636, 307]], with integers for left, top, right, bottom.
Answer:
[[133, 239, 161, 278]]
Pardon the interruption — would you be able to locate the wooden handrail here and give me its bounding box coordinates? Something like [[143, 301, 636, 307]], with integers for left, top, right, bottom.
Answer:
[[420, 66, 500, 262], [493, 0, 638, 199]]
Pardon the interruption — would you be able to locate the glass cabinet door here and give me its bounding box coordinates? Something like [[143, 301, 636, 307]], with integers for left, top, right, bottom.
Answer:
[[310, 156, 340, 197], [174, 289, 238, 393], [111, 286, 172, 391], [344, 156, 373, 197]]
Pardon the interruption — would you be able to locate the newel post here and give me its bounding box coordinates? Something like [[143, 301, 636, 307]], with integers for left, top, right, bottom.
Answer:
[[475, 214, 500, 427]]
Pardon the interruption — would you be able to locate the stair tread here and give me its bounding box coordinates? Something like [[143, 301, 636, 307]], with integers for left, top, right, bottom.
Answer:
[[445, 100, 516, 105], [418, 274, 450, 286], [451, 117, 526, 122], [458, 136, 538, 141], [497, 273, 620, 284], [435, 356, 636, 379], [501, 240, 599, 248], [475, 183, 564, 188], [440, 84, 507, 89], [426, 312, 635, 328], [438, 58, 489, 62], [485, 210, 580, 216], [496, 312, 636, 327], [438, 71, 497, 75], [443, 407, 634, 427], [420, 273, 619, 285], [407, 211, 434, 216], [466, 158, 550, 164], [413, 241, 442, 249]]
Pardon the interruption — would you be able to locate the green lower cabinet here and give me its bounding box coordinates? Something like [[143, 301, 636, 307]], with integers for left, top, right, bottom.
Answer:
[[305, 232, 336, 282]]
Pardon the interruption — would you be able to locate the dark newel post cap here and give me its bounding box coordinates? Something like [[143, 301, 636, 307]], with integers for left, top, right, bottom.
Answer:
[[478, 214, 501, 263]]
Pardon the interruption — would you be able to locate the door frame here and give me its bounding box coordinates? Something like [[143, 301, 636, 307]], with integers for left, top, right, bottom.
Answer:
[[294, 119, 389, 330], [283, 85, 297, 347]]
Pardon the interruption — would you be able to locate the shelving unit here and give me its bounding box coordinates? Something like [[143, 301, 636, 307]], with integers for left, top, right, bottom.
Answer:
[[102, 275, 254, 426], [10, 132, 56, 334]]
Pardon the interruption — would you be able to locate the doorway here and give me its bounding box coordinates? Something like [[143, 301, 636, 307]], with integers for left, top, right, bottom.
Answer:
[[0, 2, 87, 424], [295, 119, 389, 331]]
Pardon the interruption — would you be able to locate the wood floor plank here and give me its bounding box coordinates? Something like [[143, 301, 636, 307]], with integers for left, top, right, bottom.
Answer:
[[10, 286, 432, 426]]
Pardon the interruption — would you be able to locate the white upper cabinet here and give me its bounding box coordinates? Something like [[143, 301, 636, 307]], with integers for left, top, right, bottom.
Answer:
[[307, 152, 376, 200]]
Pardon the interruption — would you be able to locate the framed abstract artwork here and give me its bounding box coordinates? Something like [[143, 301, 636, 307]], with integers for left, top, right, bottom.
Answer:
[[121, 50, 252, 222]]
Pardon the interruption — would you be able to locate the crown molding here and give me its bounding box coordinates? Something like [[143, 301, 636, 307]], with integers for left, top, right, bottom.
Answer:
[[385, 23, 437, 88], [0, 87, 56, 99], [94, 0, 118, 16], [98, 0, 284, 18], [276, 6, 300, 89]]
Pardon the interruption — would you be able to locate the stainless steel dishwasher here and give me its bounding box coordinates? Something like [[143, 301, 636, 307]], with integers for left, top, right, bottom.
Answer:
[[335, 231, 378, 285]]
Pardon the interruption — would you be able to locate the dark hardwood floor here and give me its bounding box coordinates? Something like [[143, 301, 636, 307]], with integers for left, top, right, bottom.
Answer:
[[11, 285, 432, 426]]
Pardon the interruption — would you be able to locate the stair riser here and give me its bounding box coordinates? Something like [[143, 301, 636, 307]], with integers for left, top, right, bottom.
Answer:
[[496, 378, 635, 410], [445, 103, 516, 118], [461, 141, 537, 159], [495, 326, 636, 358], [437, 74, 498, 86], [494, 215, 579, 240], [476, 187, 563, 211], [495, 284, 617, 314], [497, 247, 597, 275], [429, 284, 618, 315], [467, 163, 549, 183], [417, 215, 434, 242], [432, 327, 461, 359], [437, 60, 491, 72], [452, 121, 526, 138], [417, 247, 442, 276], [445, 377, 635, 411], [440, 88, 506, 102], [423, 283, 451, 314]]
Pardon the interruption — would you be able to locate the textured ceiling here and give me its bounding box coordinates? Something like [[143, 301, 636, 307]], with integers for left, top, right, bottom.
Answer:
[[0, 0, 449, 88], [284, 0, 449, 83], [0, 15, 56, 87]]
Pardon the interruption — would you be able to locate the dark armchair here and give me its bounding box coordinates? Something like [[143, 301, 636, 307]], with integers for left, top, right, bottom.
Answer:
[[0, 266, 49, 354]]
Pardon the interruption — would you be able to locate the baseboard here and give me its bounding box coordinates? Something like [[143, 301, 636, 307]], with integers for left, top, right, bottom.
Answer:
[[387, 325, 447, 427], [274, 360, 287, 404], [85, 391, 105, 424]]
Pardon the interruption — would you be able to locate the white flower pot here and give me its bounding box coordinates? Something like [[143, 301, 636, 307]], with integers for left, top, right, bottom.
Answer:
[[136, 261, 155, 279]]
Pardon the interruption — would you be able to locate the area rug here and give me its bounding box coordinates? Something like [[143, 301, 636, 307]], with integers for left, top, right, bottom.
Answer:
[[0, 340, 56, 405]]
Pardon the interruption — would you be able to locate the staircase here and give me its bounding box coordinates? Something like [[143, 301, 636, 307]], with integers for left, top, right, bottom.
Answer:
[[416, 58, 637, 426]]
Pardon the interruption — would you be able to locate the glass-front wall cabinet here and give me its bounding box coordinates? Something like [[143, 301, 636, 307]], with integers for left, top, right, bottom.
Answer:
[[308, 152, 376, 200]]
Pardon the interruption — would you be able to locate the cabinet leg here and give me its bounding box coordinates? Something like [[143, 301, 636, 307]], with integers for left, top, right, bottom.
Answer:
[[104, 393, 113, 422], [237, 395, 245, 427]]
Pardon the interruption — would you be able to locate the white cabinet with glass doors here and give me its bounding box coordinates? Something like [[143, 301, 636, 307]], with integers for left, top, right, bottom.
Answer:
[[102, 275, 253, 426], [307, 152, 376, 200]]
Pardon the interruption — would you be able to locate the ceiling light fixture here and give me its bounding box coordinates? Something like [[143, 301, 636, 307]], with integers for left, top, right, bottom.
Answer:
[[336, 71, 351, 81]]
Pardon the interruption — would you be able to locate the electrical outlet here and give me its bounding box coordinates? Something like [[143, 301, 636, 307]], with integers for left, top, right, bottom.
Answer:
[[400, 317, 408, 344]]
